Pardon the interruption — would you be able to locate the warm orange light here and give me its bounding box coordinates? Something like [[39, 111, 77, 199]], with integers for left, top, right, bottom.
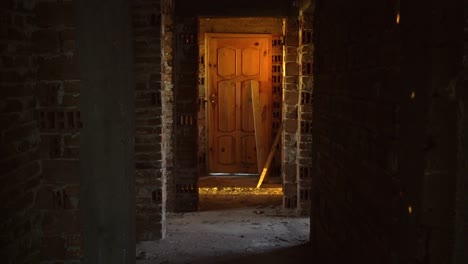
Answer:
[[410, 91, 416, 99], [396, 13, 400, 24], [408, 205, 413, 214], [199, 187, 283, 195]]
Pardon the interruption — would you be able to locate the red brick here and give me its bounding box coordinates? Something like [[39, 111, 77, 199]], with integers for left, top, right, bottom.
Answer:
[[40, 236, 66, 260], [35, 186, 54, 210], [1, 55, 30, 68], [135, 152, 162, 162], [37, 55, 79, 81], [3, 122, 36, 142], [284, 90, 299, 105], [63, 81, 80, 94], [1, 98, 23, 113], [136, 126, 162, 135], [63, 135, 79, 147], [286, 62, 299, 76], [31, 29, 59, 53], [61, 93, 79, 106], [284, 118, 298, 133], [0, 70, 34, 83], [35, 1, 74, 27], [135, 144, 159, 153], [42, 160, 79, 184]]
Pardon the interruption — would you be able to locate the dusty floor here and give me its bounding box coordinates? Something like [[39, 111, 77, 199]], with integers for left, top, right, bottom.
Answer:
[[198, 175, 282, 188], [198, 176, 283, 211], [136, 176, 310, 264]]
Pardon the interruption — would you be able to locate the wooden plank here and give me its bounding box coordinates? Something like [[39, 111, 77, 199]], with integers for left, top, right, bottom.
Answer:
[[251, 80, 267, 174], [256, 123, 282, 188]]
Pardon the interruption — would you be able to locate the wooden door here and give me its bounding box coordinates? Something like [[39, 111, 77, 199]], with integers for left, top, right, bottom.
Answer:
[[206, 34, 272, 173]]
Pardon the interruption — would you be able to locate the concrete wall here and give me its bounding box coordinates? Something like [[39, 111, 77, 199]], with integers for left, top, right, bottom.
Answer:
[[454, 5, 468, 263], [420, 0, 465, 262], [0, 1, 42, 263]]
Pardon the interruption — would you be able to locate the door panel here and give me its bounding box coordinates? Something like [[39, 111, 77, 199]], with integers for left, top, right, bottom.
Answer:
[[207, 34, 271, 173], [218, 136, 236, 165], [217, 81, 236, 132], [241, 81, 254, 132], [217, 47, 236, 76], [241, 135, 257, 165], [242, 48, 260, 76]]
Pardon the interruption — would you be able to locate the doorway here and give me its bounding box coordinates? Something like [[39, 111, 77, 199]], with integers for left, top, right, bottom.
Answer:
[[196, 18, 286, 214], [206, 33, 272, 174], [197, 18, 284, 180]]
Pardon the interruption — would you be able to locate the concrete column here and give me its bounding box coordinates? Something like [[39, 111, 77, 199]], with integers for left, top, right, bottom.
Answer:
[[73, 0, 135, 263]]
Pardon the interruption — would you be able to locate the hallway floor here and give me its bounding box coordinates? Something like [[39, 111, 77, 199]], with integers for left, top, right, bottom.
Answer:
[[198, 175, 283, 211], [136, 208, 309, 264], [136, 176, 310, 264]]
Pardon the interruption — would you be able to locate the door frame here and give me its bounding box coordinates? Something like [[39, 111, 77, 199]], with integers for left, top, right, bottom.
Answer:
[[205, 33, 273, 174]]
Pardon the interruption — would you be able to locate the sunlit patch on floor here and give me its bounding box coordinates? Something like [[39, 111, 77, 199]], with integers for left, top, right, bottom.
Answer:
[[199, 187, 283, 195]]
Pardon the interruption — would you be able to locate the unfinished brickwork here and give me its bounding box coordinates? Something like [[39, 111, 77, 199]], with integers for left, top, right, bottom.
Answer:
[[296, 1, 314, 215], [30, 0, 165, 261], [161, 0, 174, 215], [171, 11, 199, 212], [1, 1, 42, 263], [33, 0, 82, 262], [133, 0, 165, 241], [282, 12, 300, 210]]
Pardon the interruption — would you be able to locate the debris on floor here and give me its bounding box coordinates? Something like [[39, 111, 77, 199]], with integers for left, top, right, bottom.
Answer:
[[136, 207, 310, 264]]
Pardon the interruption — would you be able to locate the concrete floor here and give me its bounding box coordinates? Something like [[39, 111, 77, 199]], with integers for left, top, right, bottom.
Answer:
[[136, 176, 310, 264]]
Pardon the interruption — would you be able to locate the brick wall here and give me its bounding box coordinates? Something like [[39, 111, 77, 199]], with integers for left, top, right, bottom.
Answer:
[[172, 14, 199, 212], [133, 0, 165, 241], [161, 0, 174, 217], [32, 0, 165, 261], [310, 0, 402, 262], [297, 1, 314, 215], [33, 1, 82, 261], [0, 1, 42, 263], [282, 13, 300, 210]]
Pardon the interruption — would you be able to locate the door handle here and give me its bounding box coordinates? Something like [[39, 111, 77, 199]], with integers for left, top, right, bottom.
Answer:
[[210, 93, 216, 104]]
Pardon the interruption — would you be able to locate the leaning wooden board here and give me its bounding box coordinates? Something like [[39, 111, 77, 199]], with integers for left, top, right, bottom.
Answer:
[[251, 80, 267, 174], [256, 123, 282, 188]]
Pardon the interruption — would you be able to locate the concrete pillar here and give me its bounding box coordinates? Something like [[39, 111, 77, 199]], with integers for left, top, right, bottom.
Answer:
[[73, 0, 135, 263]]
